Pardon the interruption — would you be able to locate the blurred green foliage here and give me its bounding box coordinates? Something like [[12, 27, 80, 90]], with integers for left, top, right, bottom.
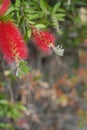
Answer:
[[0, 93, 26, 130]]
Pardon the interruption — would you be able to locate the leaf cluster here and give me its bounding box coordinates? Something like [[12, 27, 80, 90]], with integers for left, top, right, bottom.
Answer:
[[0, 93, 26, 129], [5, 0, 66, 39]]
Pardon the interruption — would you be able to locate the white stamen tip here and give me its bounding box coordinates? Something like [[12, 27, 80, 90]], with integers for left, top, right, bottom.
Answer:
[[52, 45, 64, 56]]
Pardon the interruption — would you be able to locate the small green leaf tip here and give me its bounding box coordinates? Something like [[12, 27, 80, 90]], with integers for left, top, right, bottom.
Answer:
[[16, 60, 30, 78]]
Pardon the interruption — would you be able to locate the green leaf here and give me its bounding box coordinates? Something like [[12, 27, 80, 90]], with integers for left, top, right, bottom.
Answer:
[[27, 29, 32, 38], [27, 14, 40, 20], [52, 3, 61, 14], [35, 24, 46, 29], [28, 21, 35, 25], [55, 13, 66, 18], [56, 8, 65, 13], [39, 0, 47, 12], [4, 7, 15, 16], [15, 0, 21, 7]]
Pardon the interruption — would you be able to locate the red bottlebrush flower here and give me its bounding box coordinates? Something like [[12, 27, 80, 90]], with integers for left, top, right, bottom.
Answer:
[[0, 0, 11, 16], [32, 27, 64, 56], [32, 27, 55, 54], [0, 21, 28, 63]]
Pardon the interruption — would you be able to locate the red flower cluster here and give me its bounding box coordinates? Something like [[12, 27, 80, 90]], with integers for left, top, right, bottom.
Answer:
[[32, 27, 55, 54], [0, 0, 11, 15], [0, 21, 28, 63]]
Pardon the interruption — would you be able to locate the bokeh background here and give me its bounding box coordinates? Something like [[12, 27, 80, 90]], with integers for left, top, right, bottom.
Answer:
[[0, 0, 87, 130]]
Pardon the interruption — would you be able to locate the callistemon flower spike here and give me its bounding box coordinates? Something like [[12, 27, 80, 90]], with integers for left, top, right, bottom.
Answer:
[[32, 27, 55, 54], [32, 27, 64, 56], [0, 21, 29, 77], [0, 21, 28, 63], [0, 0, 11, 16]]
